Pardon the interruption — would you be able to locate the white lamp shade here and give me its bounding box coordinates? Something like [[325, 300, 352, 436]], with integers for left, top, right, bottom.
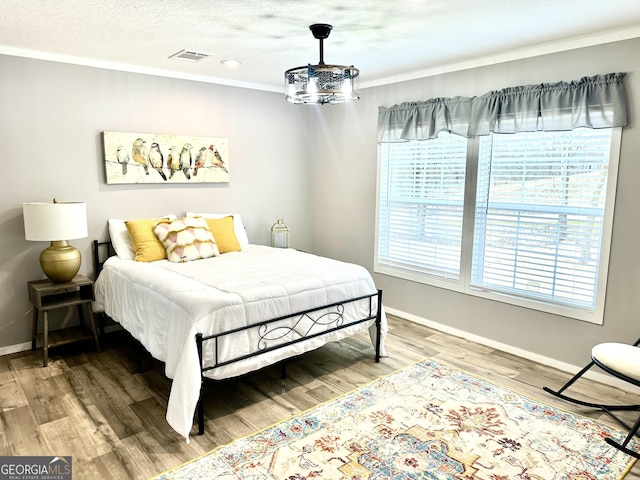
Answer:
[[23, 201, 88, 241]]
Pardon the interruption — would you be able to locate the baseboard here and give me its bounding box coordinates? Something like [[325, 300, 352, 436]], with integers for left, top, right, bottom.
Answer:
[[0, 341, 33, 357], [385, 306, 640, 395], [0, 324, 122, 358]]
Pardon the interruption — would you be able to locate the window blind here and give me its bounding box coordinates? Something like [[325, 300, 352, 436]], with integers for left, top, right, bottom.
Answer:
[[471, 129, 612, 310], [377, 133, 468, 280]]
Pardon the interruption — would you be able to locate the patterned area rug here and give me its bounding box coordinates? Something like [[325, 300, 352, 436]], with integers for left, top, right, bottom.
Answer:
[[154, 359, 638, 479]]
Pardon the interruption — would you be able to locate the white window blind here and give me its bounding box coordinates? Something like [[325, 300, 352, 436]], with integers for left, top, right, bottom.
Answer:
[[375, 127, 620, 323], [376, 133, 468, 281], [471, 129, 613, 312]]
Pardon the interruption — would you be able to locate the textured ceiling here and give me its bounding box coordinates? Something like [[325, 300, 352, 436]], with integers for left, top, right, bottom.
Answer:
[[1, 0, 639, 92]]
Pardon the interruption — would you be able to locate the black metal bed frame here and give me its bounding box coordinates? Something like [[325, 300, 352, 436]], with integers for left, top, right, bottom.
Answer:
[[93, 240, 383, 435]]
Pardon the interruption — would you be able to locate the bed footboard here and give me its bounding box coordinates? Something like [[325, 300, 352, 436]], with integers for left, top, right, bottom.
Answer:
[[195, 289, 383, 434]]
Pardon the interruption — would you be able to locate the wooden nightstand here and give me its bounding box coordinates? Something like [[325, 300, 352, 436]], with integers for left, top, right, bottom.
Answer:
[[28, 274, 101, 367]]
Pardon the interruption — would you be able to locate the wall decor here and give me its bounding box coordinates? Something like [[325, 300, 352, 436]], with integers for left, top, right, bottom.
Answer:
[[103, 131, 230, 184]]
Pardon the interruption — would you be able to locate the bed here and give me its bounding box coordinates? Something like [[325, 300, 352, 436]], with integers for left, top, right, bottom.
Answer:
[[92, 213, 387, 442]]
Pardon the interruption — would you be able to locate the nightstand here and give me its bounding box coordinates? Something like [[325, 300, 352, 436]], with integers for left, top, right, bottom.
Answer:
[[28, 274, 101, 367]]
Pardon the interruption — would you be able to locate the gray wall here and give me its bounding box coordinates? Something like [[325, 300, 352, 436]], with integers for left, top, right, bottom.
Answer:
[[309, 38, 640, 369], [0, 55, 311, 349], [2, 38, 639, 372]]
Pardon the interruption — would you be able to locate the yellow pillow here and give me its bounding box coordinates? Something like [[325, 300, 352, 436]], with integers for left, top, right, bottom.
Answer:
[[205, 216, 241, 253], [126, 218, 169, 262]]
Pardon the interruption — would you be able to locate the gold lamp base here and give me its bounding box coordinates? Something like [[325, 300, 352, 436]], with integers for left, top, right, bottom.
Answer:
[[39, 240, 81, 283]]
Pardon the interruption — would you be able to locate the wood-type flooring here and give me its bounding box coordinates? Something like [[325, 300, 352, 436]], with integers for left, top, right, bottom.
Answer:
[[0, 314, 638, 479]]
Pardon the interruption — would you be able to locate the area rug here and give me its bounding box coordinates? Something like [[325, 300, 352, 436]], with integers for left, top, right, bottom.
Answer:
[[154, 359, 638, 479]]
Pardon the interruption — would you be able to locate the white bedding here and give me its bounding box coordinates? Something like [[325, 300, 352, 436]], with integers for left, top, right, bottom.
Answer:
[[93, 244, 387, 442]]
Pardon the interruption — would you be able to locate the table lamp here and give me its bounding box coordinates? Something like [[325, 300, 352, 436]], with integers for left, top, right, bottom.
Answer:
[[23, 199, 88, 283]]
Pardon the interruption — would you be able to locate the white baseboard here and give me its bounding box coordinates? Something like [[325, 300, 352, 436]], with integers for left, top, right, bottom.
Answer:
[[385, 306, 640, 395], [0, 325, 122, 358], [0, 341, 33, 357]]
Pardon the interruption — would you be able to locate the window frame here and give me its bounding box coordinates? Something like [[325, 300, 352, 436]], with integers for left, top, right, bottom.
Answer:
[[374, 127, 622, 324]]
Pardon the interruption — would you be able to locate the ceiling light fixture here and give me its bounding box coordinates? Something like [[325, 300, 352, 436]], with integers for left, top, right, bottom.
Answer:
[[221, 59, 241, 68], [284, 24, 360, 105]]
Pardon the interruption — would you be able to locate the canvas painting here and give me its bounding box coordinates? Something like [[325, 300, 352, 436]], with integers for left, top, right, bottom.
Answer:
[[103, 131, 229, 184]]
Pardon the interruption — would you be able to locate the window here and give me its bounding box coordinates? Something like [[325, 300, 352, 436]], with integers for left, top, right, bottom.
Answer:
[[375, 128, 621, 323], [376, 134, 468, 282]]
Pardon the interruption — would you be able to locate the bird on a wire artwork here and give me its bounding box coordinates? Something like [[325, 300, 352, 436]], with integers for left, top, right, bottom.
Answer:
[[102, 131, 230, 184]]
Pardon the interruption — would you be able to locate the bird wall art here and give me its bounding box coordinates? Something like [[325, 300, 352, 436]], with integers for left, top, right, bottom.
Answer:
[[102, 131, 230, 184]]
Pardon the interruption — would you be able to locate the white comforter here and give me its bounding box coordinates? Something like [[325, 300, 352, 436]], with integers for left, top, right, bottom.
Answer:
[[93, 245, 387, 442]]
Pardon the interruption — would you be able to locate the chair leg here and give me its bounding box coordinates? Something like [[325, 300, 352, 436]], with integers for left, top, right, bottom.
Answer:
[[543, 361, 604, 407], [606, 414, 640, 459], [545, 357, 640, 458], [552, 360, 594, 394], [544, 360, 640, 411]]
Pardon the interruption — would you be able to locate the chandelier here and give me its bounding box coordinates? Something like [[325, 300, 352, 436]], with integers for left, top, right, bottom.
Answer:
[[284, 24, 360, 105]]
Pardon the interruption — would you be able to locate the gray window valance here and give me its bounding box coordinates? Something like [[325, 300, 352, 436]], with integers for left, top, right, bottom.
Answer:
[[377, 73, 628, 143]]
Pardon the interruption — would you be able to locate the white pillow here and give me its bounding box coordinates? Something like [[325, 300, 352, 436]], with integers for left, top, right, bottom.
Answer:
[[108, 214, 177, 260], [185, 212, 249, 247]]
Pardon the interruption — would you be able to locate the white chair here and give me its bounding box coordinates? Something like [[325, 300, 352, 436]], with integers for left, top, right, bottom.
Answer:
[[543, 339, 640, 458]]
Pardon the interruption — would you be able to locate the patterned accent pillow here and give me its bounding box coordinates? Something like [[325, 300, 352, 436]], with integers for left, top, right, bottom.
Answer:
[[153, 216, 220, 262]]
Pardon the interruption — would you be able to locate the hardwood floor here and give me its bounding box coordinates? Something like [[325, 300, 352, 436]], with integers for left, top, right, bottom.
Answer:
[[1, 314, 638, 479]]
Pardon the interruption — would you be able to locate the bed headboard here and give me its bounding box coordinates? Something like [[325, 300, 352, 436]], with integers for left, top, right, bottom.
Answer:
[[93, 240, 115, 278]]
